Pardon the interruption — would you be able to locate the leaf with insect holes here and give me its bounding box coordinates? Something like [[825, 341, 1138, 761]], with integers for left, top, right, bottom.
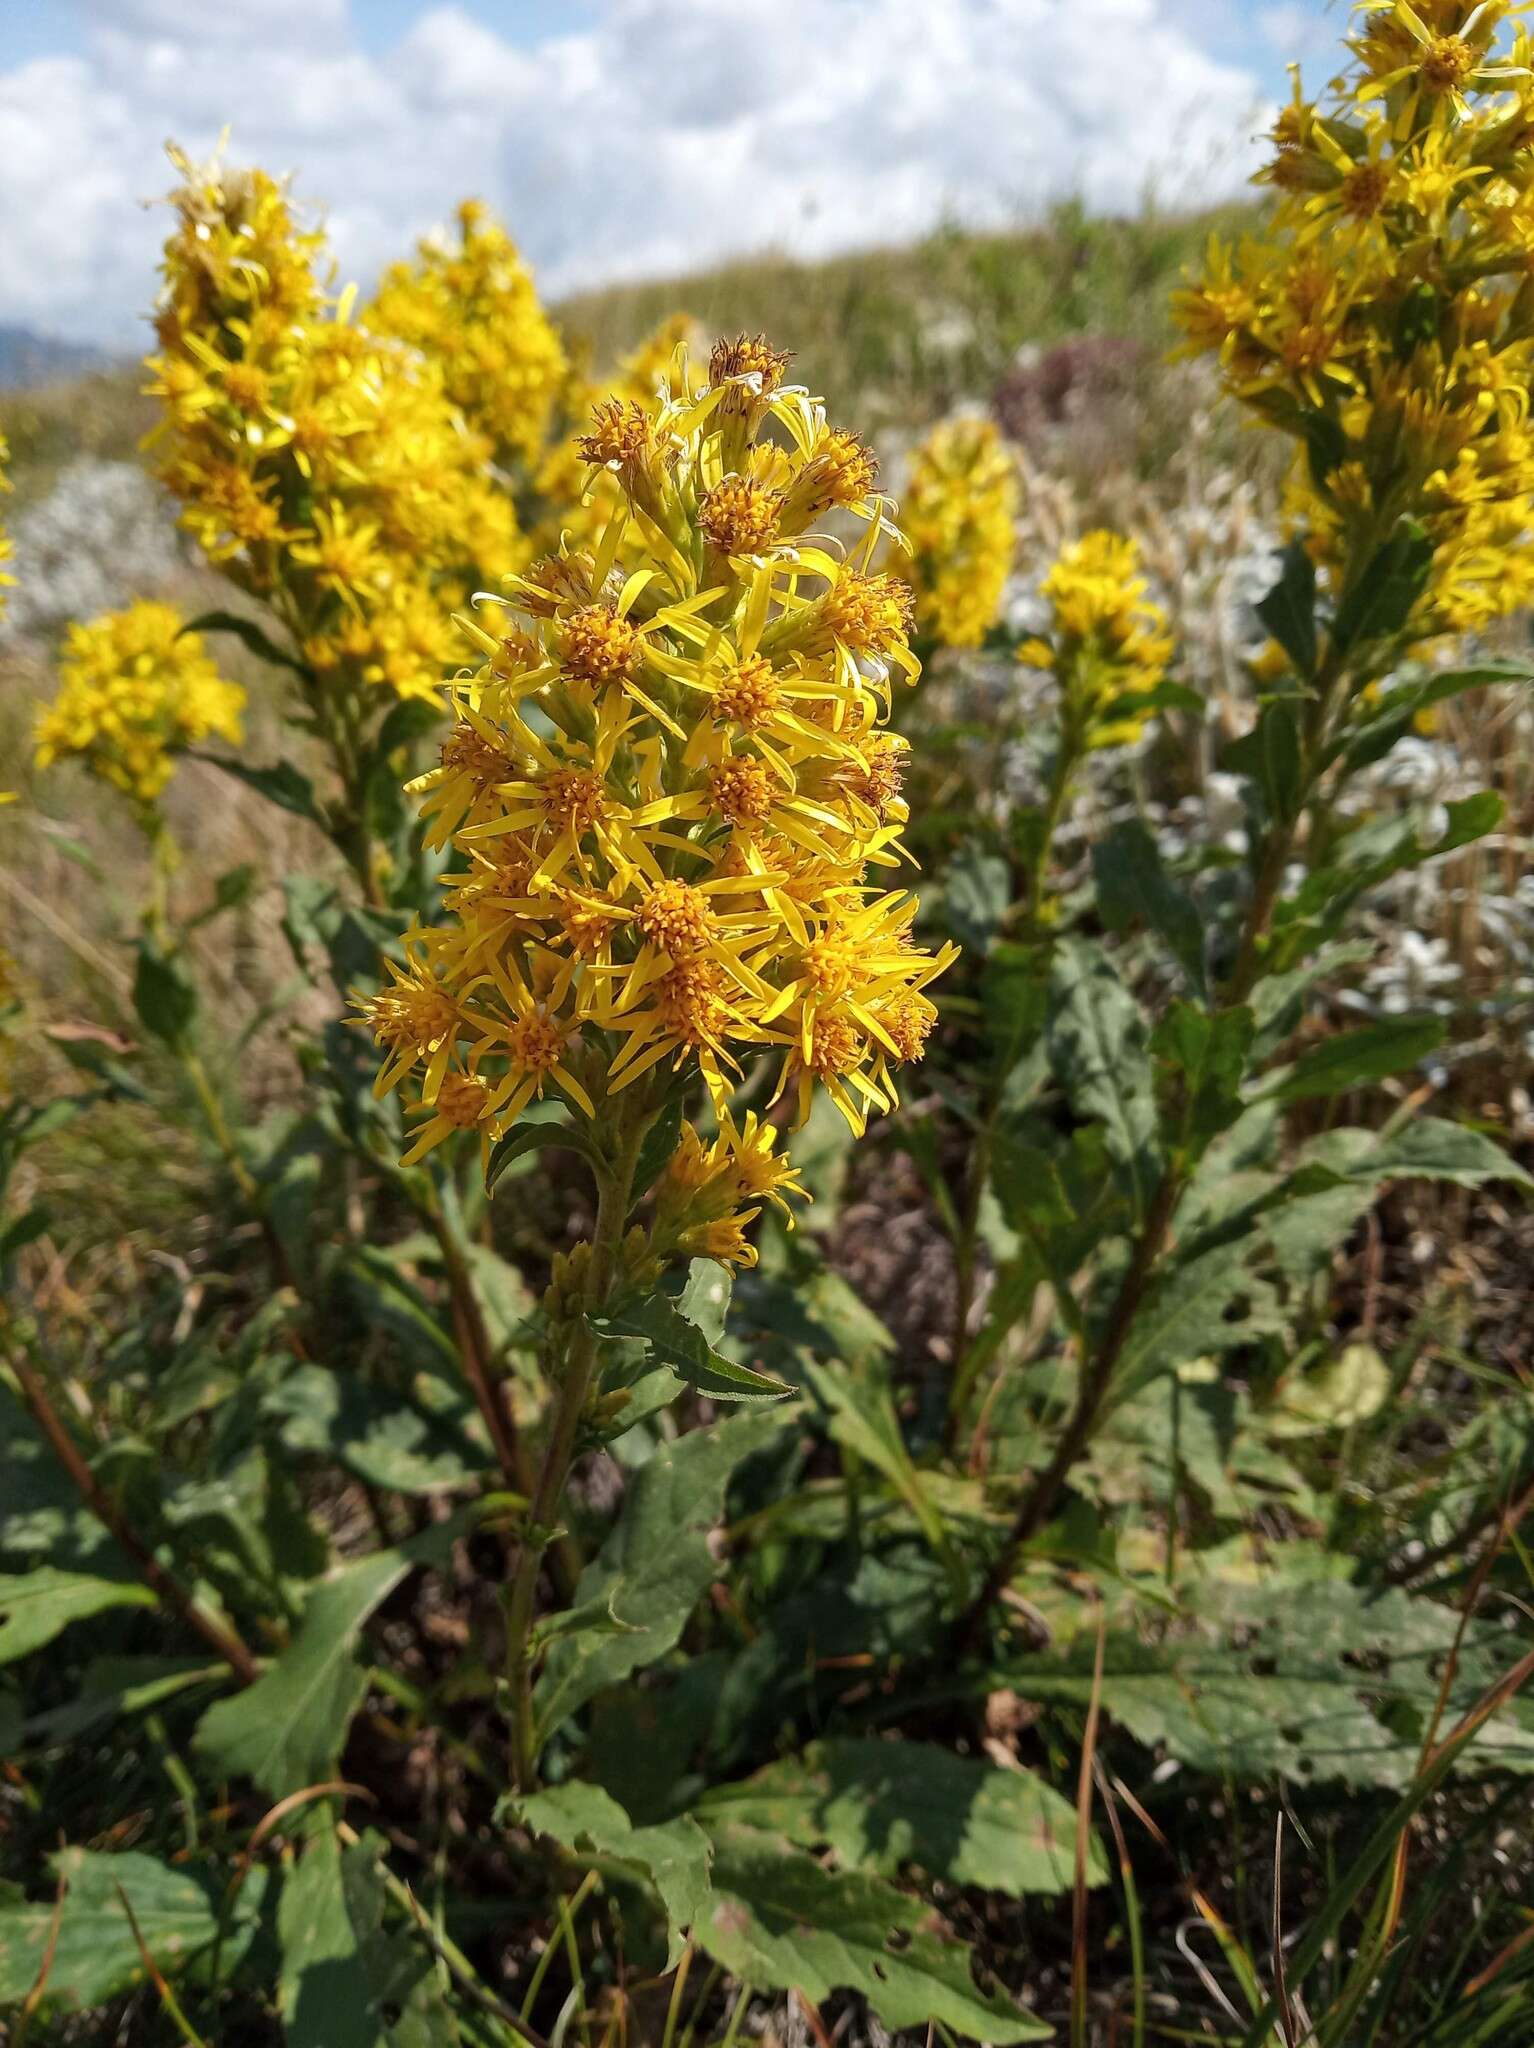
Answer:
[[518, 1782, 712, 1968], [696, 1737, 1101, 1897], [696, 1823, 1048, 2040]]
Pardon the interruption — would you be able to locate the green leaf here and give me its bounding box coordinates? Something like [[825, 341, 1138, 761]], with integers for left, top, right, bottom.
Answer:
[[698, 1737, 1100, 1898], [1332, 519, 1435, 654], [264, 1364, 487, 1494], [1255, 541, 1317, 679], [486, 1109, 604, 1192], [23, 1656, 217, 1745], [518, 1782, 712, 1968], [194, 1518, 464, 1798], [1150, 1001, 1255, 1153], [533, 1409, 789, 1746], [184, 607, 312, 679], [200, 753, 326, 826], [0, 1848, 264, 2011], [1301, 1116, 1532, 1192], [803, 1362, 951, 1566], [1266, 1015, 1447, 1105], [697, 1824, 1048, 2041], [944, 842, 1011, 954], [1110, 1235, 1283, 1410], [1257, 697, 1303, 825], [0, 1569, 155, 1666], [279, 1829, 458, 2048], [589, 1293, 794, 1405], [630, 1092, 687, 1207], [1006, 1574, 1534, 1789], [132, 938, 197, 1050], [1093, 820, 1206, 996], [1047, 941, 1160, 1219]]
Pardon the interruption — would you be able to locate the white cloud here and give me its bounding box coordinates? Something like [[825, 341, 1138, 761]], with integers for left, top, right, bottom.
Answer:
[[0, 0, 1272, 349]]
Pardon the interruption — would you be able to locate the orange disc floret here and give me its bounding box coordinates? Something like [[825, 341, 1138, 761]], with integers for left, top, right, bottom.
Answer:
[[637, 879, 716, 959], [562, 604, 641, 686], [708, 756, 775, 824], [1421, 35, 1474, 94], [222, 362, 270, 412], [364, 979, 457, 1056], [710, 333, 792, 395], [713, 657, 781, 728], [823, 571, 916, 654], [440, 722, 514, 789], [804, 428, 878, 511], [841, 732, 906, 818], [882, 989, 937, 1063], [578, 398, 654, 472], [508, 1009, 567, 1073], [558, 892, 624, 958], [540, 765, 607, 833], [700, 476, 783, 556], [437, 1072, 492, 1128], [654, 957, 731, 1047], [806, 1011, 865, 1078]]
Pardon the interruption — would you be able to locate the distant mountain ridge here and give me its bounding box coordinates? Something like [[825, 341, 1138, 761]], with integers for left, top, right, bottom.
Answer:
[[0, 324, 119, 390]]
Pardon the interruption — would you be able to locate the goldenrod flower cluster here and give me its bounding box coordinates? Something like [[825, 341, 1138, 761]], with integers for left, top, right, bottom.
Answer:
[[363, 336, 957, 1252], [147, 149, 522, 710], [35, 603, 245, 806], [533, 315, 707, 557], [1018, 531, 1176, 749], [1176, 0, 1534, 639], [898, 417, 1019, 648], [369, 200, 567, 469]]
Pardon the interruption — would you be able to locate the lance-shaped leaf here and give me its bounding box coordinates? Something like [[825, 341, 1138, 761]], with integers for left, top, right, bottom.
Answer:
[[1047, 941, 1160, 1220], [697, 1823, 1048, 2041], [1264, 1015, 1447, 1105], [1109, 1234, 1283, 1411], [590, 1290, 794, 1405], [1093, 820, 1207, 996], [697, 1737, 1101, 1897], [195, 1516, 466, 1798], [0, 1569, 155, 1666], [534, 1408, 789, 1744], [0, 1848, 266, 2011]]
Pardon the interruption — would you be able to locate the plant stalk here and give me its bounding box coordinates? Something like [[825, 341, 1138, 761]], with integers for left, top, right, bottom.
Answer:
[[503, 1107, 649, 1791]]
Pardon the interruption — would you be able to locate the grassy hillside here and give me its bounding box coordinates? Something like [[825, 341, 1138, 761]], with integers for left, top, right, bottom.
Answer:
[[0, 200, 1253, 504]]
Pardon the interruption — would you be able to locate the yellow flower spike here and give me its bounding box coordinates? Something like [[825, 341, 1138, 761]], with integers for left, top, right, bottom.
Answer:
[[33, 603, 245, 808], [149, 145, 528, 724], [897, 416, 1020, 649], [1178, 0, 1534, 644], [374, 336, 956, 1176]]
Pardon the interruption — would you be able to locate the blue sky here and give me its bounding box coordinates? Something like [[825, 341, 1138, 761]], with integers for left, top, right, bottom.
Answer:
[[0, 0, 1343, 346]]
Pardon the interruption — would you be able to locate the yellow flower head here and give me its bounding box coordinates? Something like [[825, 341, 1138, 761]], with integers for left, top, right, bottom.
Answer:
[[148, 145, 527, 720], [370, 336, 957, 1167], [898, 416, 1019, 648], [1019, 531, 1176, 751], [1176, 0, 1534, 642], [368, 198, 567, 467], [34, 602, 245, 806]]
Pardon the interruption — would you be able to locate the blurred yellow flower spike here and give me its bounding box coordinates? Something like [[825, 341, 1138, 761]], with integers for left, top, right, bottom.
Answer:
[[34, 603, 245, 808], [363, 335, 958, 1220], [899, 416, 1019, 648], [147, 147, 527, 714], [1176, 0, 1534, 640], [1018, 530, 1176, 751]]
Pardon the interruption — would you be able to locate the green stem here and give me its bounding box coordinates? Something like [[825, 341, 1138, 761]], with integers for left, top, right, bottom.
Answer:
[[503, 1105, 650, 1792], [183, 1049, 261, 1208]]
